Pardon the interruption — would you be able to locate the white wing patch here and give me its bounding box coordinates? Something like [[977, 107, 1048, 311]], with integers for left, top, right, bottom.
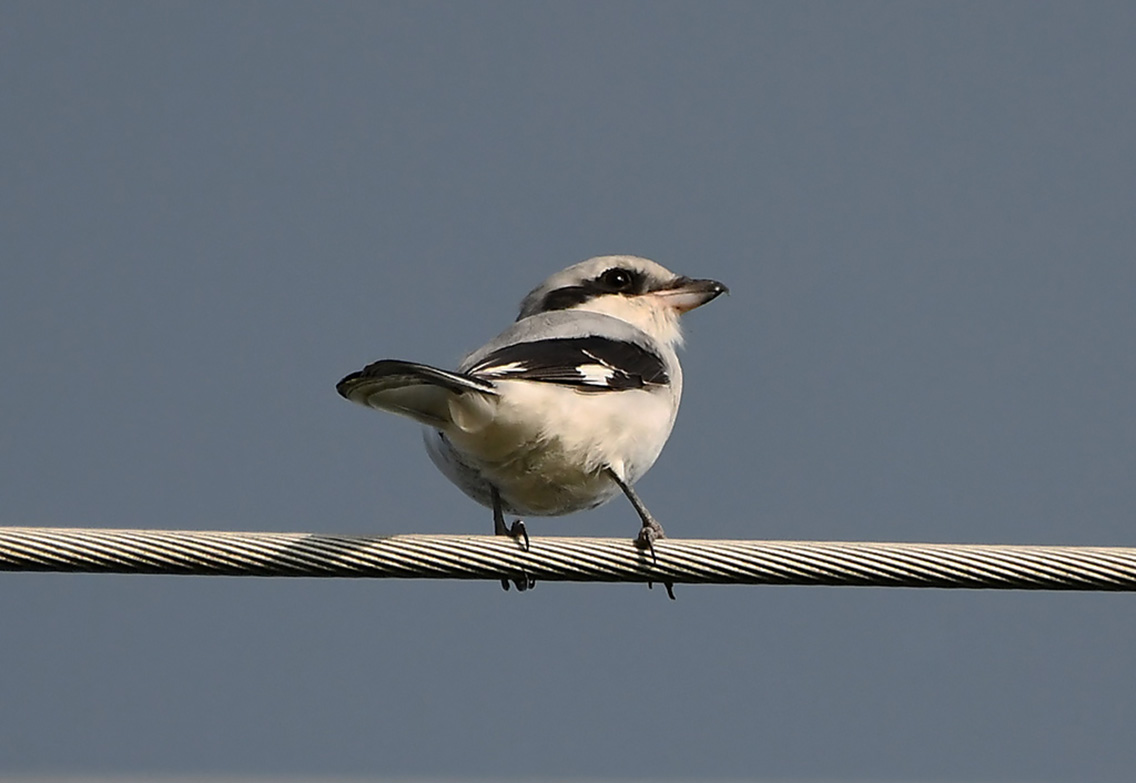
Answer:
[[576, 363, 617, 387], [477, 361, 525, 377]]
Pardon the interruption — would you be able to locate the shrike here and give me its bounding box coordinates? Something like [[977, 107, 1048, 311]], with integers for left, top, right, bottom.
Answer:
[[337, 255, 726, 591]]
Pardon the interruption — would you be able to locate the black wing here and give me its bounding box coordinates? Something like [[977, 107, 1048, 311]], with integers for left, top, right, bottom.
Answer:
[[466, 336, 669, 393]]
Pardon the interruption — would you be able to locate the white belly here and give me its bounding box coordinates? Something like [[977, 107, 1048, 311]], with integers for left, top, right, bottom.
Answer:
[[424, 380, 677, 517]]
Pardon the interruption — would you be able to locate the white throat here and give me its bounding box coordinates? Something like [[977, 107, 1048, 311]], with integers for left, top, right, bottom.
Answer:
[[572, 295, 685, 348]]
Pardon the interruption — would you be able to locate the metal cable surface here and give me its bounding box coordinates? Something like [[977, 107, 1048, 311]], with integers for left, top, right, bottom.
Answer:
[[3, 526, 1136, 590]]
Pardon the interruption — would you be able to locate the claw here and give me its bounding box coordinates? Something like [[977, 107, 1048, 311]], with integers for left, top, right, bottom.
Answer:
[[511, 519, 530, 552], [502, 569, 535, 592], [647, 580, 677, 599]]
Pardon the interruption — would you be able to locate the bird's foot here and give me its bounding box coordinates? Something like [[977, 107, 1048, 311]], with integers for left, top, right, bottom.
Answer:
[[510, 519, 530, 551], [634, 518, 666, 563], [495, 518, 533, 592], [494, 517, 530, 551], [637, 521, 674, 598]]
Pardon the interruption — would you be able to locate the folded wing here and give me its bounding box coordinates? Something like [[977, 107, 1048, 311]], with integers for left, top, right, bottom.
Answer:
[[466, 336, 669, 392]]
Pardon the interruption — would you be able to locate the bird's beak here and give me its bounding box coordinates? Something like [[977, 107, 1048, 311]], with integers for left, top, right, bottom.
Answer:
[[653, 276, 729, 313]]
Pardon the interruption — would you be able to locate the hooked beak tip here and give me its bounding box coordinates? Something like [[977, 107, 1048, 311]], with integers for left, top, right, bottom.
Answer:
[[658, 277, 728, 313]]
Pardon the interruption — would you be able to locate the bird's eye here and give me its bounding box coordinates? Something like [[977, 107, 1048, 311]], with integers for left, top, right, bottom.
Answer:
[[599, 268, 634, 291]]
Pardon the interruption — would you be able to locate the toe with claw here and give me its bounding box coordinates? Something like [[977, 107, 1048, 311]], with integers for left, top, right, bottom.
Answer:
[[509, 519, 530, 552], [635, 519, 665, 564]]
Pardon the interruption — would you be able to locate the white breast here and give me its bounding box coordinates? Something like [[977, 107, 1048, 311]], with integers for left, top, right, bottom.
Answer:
[[424, 378, 680, 517]]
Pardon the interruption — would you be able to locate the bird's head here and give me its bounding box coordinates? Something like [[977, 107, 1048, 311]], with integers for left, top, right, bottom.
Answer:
[[517, 255, 728, 347]]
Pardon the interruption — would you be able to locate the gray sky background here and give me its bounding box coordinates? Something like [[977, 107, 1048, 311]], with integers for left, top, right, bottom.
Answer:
[[2, 2, 1135, 781]]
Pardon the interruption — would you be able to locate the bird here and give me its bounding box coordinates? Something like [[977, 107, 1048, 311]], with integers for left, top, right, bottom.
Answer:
[[336, 255, 727, 593]]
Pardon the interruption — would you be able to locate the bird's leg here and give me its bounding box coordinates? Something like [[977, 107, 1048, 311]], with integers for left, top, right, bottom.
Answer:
[[492, 486, 533, 592], [491, 486, 530, 550], [607, 469, 665, 557], [607, 469, 675, 599]]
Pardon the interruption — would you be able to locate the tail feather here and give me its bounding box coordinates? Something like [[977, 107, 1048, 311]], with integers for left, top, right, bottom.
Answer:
[[337, 360, 497, 428]]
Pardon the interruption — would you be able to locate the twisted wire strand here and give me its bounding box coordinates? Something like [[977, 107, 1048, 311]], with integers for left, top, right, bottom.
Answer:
[[2, 526, 1136, 590]]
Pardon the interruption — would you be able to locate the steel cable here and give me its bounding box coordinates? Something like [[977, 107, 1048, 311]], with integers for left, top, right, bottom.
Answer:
[[2, 526, 1136, 590]]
